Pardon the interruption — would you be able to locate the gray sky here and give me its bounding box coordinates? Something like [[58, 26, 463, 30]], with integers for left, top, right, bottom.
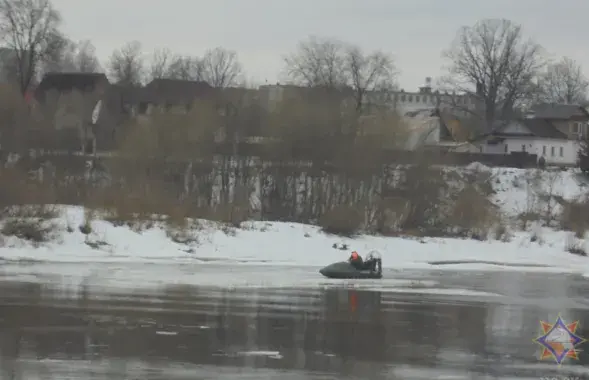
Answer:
[[52, 0, 588, 91]]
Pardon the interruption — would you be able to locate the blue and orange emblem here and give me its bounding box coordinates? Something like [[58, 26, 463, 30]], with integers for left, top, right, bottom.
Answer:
[[533, 315, 585, 364]]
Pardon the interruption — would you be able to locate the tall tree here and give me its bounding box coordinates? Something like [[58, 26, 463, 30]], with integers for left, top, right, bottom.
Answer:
[[346, 45, 396, 111], [43, 38, 101, 73], [442, 19, 545, 128], [69, 39, 100, 73], [284, 36, 348, 88], [200, 47, 242, 87], [283, 36, 397, 112], [538, 57, 588, 105], [0, 0, 62, 94], [167, 55, 203, 81], [148, 47, 176, 80], [107, 40, 144, 86], [148, 48, 204, 82]]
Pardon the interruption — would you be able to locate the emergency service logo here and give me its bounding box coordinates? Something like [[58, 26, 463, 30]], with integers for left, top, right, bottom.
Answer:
[[533, 315, 585, 364]]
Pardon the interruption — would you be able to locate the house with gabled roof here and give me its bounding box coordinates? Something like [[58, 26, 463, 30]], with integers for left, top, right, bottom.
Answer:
[[135, 78, 213, 118], [480, 118, 577, 166], [31, 72, 132, 153], [526, 103, 589, 140]]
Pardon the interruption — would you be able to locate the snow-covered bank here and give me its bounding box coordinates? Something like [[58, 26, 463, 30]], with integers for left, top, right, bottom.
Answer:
[[0, 204, 587, 275], [0, 165, 588, 275]]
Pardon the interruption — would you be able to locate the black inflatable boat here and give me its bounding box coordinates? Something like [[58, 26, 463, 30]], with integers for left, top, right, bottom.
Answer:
[[319, 254, 382, 279]]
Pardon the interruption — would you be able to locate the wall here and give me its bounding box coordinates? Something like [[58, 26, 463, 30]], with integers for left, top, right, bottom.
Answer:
[[531, 138, 579, 166], [391, 91, 477, 117], [481, 137, 579, 166]]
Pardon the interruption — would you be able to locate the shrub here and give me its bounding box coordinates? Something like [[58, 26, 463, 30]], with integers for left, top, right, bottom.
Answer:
[[447, 184, 498, 239], [319, 205, 363, 237], [560, 197, 589, 239], [565, 233, 587, 256], [2, 219, 56, 243], [206, 203, 250, 228]]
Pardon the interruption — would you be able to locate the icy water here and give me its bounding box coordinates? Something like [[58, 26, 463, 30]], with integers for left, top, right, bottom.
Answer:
[[0, 266, 589, 379]]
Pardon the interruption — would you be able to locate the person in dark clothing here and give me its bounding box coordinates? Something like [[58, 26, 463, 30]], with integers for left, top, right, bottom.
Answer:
[[348, 251, 363, 269]]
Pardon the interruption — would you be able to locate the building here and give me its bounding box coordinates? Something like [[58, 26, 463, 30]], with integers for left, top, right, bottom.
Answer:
[[480, 119, 577, 166], [526, 103, 589, 140], [386, 77, 481, 118], [477, 104, 589, 167], [32, 72, 131, 154]]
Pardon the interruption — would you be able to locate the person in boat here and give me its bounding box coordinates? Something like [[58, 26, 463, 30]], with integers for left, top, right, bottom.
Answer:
[[348, 251, 363, 270], [349, 251, 378, 271]]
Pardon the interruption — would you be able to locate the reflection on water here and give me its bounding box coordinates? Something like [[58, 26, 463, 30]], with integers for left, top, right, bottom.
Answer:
[[0, 279, 588, 379]]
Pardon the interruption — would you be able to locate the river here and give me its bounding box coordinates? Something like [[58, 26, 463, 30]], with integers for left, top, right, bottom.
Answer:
[[0, 265, 588, 379]]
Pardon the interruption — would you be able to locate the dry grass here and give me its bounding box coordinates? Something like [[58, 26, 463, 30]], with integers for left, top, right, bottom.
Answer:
[[319, 204, 364, 237]]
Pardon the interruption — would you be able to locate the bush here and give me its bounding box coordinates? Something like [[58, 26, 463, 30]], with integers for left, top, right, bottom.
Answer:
[[448, 184, 498, 239], [565, 232, 587, 256], [206, 203, 250, 228], [319, 205, 363, 237], [2, 219, 56, 243], [560, 197, 589, 239]]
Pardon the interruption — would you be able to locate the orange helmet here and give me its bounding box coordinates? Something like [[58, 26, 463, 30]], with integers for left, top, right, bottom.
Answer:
[[351, 251, 359, 259]]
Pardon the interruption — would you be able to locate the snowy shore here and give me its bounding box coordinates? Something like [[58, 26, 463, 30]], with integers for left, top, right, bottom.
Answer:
[[0, 165, 588, 277]]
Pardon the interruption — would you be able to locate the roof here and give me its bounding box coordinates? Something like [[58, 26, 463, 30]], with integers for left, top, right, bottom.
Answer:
[[492, 118, 566, 139], [141, 79, 213, 104], [529, 103, 589, 120], [34, 72, 109, 103]]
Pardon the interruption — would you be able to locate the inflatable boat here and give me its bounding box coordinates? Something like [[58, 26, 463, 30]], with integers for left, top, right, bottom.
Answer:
[[319, 252, 382, 279]]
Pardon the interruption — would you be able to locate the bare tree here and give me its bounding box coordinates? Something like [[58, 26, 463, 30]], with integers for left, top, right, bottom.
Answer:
[[35, 30, 67, 72], [346, 46, 396, 111], [148, 47, 176, 80], [283, 36, 397, 113], [0, 0, 62, 95], [442, 19, 545, 128], [43, 38, 100, 73], [538, 57, 588, 105], [283, 36, 347, 88], [201, 47, 242, 87], [70, 39, 100, 73], [107, 40, 144, 86], [167, 55, 203, 81]]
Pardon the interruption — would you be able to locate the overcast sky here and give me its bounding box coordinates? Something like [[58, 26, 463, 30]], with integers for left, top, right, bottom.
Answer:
[[52, 0, 588, 91]]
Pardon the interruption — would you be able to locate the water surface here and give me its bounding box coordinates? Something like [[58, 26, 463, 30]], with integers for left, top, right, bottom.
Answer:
[[0, 268, 588, 379]]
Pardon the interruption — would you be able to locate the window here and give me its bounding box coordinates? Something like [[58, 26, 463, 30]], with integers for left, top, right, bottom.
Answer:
[[138, 102, 148, 114], [401, 95, 406, 101], [551, 146, 555, 156], [408, 95, 413, 102], [504, 144, 508, 153], [415, 95, 420, 102], [522, 144, 526, 152], [542, 146, 546, 155], [560, 146, 564, 157]]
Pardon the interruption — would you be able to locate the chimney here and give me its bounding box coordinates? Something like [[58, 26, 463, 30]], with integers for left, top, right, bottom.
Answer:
[[419, 77, 432, 94]]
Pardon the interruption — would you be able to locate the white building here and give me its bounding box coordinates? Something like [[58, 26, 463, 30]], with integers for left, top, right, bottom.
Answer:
[[368, 77, 482, 118], [259, 78, 482, 119], [481, 119, 580, 166]]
